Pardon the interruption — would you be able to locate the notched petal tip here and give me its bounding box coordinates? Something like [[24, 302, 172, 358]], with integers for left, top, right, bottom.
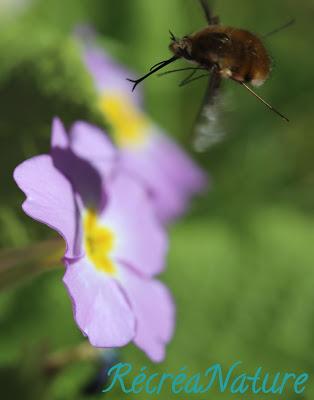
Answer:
[[51, 117, 70, 150], [121, 270, 175, 363], [70, 121, 116, 157]]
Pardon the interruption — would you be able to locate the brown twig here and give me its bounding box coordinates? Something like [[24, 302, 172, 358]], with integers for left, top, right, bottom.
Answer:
[[0, 237, 65, 291]]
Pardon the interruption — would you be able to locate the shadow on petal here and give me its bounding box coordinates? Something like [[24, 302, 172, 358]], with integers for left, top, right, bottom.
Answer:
[[52, 147, 107, 213]]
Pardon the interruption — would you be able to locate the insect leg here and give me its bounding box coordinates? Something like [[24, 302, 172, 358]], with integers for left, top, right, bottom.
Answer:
[[199, 0, 220, 25], [236, 81, 289, 122], [179, 70, 197, 86], [158, 67, 206, 77], [179, 73, 210, 87]]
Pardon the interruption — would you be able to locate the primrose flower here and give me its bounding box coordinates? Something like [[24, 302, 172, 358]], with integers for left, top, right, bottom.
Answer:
[[14, 119, 174, 362], [78, 35, 207, 222]]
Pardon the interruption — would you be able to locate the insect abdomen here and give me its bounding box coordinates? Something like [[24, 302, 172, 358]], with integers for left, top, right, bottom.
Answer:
[[229, 29, 271, 86]]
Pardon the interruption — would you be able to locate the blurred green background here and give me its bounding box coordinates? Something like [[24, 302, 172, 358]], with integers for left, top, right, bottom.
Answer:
[[1, 0, 314, 398]]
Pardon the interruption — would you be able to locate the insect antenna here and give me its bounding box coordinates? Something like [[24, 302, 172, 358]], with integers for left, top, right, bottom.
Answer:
[[148, 32, 177, 72], [169, 30, 177, 41], [263, 18, 295, 38], [236, 81, 289, 122], [127, 56, 179, 91]]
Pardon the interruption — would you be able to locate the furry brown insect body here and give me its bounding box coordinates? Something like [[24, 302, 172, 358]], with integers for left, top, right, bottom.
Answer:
[[127, 0, 289, 124], [170, 26, 271, 87]]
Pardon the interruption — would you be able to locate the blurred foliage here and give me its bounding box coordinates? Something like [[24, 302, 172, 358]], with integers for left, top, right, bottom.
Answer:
[[0, 0, 314, 399]]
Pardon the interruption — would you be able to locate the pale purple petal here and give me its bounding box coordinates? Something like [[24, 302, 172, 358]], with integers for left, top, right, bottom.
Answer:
[[51, 119, 105, 212], [51, 117, 69, 149], [101, 172, 168, 277], [74, 24, 97, 43], [83, 47, 142, 105], [75, 25, 142, 103], [63, 257, 136, 347], [120, 145, 191, 223], [121, 268, 175, 362], [151, 129, 208, 195], [13, 155, 83, 259], [69, 121, 118, 180], [118, 128, 208, 222]]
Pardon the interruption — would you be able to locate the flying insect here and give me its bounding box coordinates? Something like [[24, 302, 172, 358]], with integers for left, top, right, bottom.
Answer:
[[127, 0, 292, 150]]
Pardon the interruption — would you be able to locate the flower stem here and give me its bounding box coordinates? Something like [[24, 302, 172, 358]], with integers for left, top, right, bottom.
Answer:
[[44, 341, 101, 377], [0, 237, 65, 291]]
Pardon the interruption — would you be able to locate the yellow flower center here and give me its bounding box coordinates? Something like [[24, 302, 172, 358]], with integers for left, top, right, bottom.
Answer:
[[99, 93, 149, 148], [84, 209, 117, 276]]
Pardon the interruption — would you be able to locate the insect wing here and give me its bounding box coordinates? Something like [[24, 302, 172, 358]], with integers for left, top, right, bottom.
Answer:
[[193, 68, 225, 152]]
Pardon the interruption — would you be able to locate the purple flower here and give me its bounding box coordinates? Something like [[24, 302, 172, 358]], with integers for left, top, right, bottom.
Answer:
[[14, 119, 175, 362], [79, 39, 208, 222]]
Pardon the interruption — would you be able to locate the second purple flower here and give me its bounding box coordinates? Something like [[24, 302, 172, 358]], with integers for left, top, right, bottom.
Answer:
[[77, 32, 208, 223]]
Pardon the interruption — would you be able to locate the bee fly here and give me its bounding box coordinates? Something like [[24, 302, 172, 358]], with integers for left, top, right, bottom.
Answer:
[[127, 0, 293, 150]]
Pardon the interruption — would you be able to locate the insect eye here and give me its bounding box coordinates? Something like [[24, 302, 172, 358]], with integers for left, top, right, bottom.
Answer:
[[210, 32, 230, 46], [221, 35, 230, 43]]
